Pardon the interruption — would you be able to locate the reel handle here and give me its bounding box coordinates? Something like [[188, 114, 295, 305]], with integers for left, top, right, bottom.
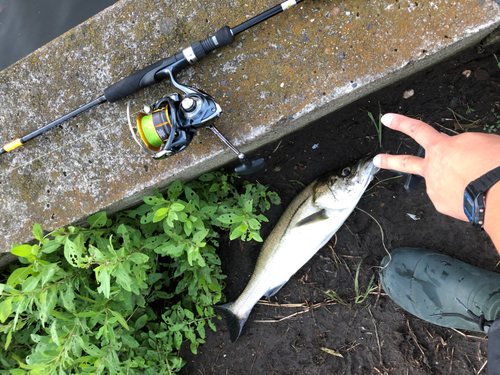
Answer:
[[235, 153, 265, 175], [207, 126, 265, 175], [104, 26, 234, 103]]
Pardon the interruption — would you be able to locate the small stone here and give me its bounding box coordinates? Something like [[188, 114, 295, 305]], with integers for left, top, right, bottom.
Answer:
[[403, 89, 414, 99]]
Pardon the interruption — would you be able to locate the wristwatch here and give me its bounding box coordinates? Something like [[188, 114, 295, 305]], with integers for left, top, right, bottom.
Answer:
[[463, 166, 500, 229]]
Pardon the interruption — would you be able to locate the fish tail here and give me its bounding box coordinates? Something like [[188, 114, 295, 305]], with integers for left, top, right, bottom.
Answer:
[[214, 303, 248, 342]]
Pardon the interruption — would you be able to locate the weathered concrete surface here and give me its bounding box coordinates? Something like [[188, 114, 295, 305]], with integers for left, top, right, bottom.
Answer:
[[0, 0, 499, 265]]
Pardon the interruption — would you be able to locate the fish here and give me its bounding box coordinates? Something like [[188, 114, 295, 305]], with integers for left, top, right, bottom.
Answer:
[[216, 157, 379, 342]]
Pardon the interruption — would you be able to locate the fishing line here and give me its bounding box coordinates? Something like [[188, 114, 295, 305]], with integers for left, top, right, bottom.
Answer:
[[354, 207, 392, 269], [362, 175, 403, 197]]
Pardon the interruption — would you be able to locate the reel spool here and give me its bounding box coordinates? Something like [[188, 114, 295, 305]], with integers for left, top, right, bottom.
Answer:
[[129, 95, 193, 159]]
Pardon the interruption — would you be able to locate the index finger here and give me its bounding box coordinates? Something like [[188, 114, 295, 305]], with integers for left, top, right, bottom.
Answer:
[[382, 113, 447, 148]]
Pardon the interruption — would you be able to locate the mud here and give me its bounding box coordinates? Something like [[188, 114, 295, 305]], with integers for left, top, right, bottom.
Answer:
[[180, 40, 500, 374]]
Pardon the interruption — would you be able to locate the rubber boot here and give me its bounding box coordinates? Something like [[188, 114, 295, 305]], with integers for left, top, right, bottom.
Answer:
[[379, 247, 500, 333]]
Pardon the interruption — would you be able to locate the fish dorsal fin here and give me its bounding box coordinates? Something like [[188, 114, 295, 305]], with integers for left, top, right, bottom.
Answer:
[[295, 208, 328, 227]]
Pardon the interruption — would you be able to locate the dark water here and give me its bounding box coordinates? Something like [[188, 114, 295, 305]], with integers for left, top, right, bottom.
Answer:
[[0, 0, 117, 71]]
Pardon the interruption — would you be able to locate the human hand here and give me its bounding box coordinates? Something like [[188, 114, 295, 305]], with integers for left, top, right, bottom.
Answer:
[[373, 114, 500, 222]]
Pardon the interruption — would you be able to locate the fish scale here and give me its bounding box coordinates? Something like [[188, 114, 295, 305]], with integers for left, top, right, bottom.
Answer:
[[216, 157, 379, 342]]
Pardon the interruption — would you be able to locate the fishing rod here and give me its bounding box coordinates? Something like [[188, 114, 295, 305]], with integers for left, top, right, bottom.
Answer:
[[0, 0, 305, 174]]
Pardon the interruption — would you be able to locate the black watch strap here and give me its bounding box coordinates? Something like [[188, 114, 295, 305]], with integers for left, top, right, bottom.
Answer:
[[470, 166, 500, 194], [464, 166, 500, 228]]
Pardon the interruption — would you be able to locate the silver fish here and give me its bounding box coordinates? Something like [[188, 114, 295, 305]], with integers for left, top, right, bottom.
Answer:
[[217, 157, 379, 342]]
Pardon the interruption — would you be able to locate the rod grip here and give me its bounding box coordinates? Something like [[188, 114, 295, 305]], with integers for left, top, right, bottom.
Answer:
[[103, 27, 233, 103], [104, 53, 186, 103]]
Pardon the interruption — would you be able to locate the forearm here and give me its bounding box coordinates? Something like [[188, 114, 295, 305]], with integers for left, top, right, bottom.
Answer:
[[484, 182, 500, 253]]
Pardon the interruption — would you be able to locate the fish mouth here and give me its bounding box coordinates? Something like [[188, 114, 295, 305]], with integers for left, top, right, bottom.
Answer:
[[364, 158, 380, 177], [354, 157, 380, 187]]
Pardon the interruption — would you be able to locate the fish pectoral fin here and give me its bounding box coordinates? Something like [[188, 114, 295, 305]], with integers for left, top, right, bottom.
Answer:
[[295, 209, 328, 227]]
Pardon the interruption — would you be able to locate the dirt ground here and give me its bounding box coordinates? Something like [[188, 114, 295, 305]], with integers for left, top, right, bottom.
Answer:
[[179, 39, 500, 375]]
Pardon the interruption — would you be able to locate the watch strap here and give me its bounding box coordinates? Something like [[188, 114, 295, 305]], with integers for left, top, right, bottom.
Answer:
[[465, 166, 500, 228], [469, 166, 500, 193]]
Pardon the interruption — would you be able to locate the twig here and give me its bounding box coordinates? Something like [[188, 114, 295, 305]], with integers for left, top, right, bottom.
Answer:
[[407, 320, 430, 368], [477, 360, 487, 374], [495, 260, 500, 271], [449, 346, 454, 374], [449, 109, 465, 131], [434, 122, 459, 135], [272, 140, 282, 153], [255, 308, 313, 323], [330, 234, 338, 249], [369, 308, 383, 368], [256, 301, 307, 308], [250, 338, 268, 375], [254, 300, 337, 323], [374, 278, 382, 308], [450, 328, 487, 340]]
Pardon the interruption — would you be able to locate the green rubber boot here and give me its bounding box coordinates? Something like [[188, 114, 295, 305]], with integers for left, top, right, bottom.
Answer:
[[380, 247, 500, 333]]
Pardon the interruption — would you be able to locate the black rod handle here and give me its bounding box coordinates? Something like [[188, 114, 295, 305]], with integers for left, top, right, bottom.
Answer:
[[103, 26, 235, 103], [104, 54, 186, 103]]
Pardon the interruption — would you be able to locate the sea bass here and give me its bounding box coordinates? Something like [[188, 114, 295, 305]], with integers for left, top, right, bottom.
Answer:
[[217, 157, 379, 342]]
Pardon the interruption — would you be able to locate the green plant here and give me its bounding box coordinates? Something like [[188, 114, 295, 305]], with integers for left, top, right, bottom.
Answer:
[[354, 261, 375, 304], [0, 171, 280, 374], [484, 104, 500, 133], [322, 289, 348, 306], [367, 110, 383, 148], [495, 54, 500, 70], [484, 123, 499, 133], [447, 107, 485, 131], [322, 259, 375, 307]]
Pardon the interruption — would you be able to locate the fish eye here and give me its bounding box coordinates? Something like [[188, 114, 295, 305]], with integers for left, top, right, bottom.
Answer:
[[341, 167, 351, 176]]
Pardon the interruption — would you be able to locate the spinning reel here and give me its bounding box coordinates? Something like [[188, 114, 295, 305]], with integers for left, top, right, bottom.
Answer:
[[127, 64, 264, 175]]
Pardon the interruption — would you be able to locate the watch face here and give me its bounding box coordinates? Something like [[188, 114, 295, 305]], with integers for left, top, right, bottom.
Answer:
[[463, 189, 475, 223]]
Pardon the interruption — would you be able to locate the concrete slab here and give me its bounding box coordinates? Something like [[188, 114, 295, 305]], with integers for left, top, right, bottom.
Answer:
[[1, 0, 499, 266]]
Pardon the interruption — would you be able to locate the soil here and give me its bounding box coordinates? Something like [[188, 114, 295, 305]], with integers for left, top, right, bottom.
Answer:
[[180, 40, 500, 374]]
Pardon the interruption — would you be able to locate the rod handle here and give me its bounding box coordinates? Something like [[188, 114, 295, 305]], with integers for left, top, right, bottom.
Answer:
[[104, 53, 185, 103], [103, 26, 234, 103]]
